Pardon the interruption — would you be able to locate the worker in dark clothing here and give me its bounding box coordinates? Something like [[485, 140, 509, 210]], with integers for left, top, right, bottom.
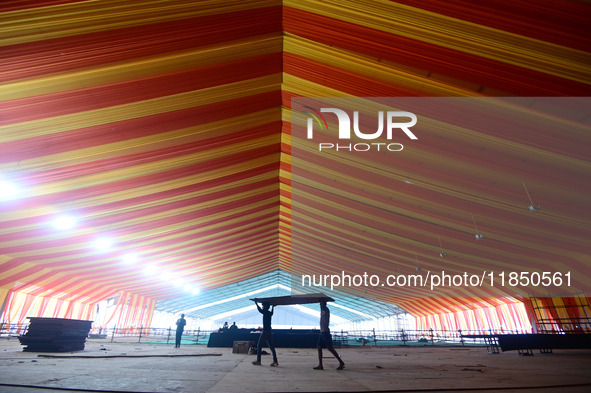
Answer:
[[175, 313, 186, 348], [252, 301, 278, 366], [314, 300, 345, 370]]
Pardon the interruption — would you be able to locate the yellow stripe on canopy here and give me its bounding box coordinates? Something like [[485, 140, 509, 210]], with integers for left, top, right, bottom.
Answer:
[[286, 0, 591, 83], [0, 75, 281, 142], [1, 0, 281, 46], [0, 37, 282, 101]]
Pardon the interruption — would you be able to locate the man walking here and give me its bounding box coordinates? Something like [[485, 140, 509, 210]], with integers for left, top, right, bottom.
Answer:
[[314, 300, 345, 370], [252, 301, 278, 366]]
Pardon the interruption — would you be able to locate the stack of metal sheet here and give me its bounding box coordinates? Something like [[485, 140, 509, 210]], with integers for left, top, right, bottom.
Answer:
[[18, 317, 93, 352]]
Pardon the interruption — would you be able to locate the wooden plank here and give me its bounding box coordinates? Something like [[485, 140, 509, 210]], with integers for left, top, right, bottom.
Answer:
[[250, 293, 334, 306]]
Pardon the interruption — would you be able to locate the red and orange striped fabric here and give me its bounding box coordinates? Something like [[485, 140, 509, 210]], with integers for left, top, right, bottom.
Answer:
[[1, 0, 589, 328]]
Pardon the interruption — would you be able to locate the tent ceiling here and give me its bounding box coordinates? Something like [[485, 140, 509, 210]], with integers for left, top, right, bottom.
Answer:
[[1, 0, 590, 319], [155, 270, 405, 321]]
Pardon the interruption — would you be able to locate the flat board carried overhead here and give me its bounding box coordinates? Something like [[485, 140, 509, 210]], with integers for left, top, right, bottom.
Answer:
[[251, 293, 335, 306]]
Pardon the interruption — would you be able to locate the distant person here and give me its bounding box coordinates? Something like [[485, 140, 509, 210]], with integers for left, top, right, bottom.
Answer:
[[222, 321, 229, 331], [314, 300, 344, 370], [229, 322, 238, 330], [252, 301, 278, 367], [175, 314, 186, 348]]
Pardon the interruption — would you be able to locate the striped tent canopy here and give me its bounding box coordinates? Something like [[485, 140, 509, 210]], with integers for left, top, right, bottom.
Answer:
[[155, 270, 403, 322], [1, 0, 590, 328]]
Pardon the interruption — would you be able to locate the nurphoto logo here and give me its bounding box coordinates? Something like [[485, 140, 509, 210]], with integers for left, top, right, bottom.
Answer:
[[304, 106, 418, 152]]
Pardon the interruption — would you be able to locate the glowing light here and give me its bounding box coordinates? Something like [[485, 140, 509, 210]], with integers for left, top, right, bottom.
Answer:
[[121, 253, 138, 264], [0, 180, 20, 201], [180, 283, 200, 295], [51, 215, 77, 230], [143, 265, 158, 276], [93, 237, 113, 251]]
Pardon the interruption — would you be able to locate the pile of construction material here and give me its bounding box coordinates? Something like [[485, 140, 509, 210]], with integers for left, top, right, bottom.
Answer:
[[18, 317, 93, 352]]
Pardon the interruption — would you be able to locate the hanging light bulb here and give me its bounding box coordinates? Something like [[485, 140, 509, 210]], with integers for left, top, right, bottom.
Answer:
[[438, 236, 447, 258], [415, 255, 423, 272], [471, 214, 485, 240], [523, 183, 541, 212]]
